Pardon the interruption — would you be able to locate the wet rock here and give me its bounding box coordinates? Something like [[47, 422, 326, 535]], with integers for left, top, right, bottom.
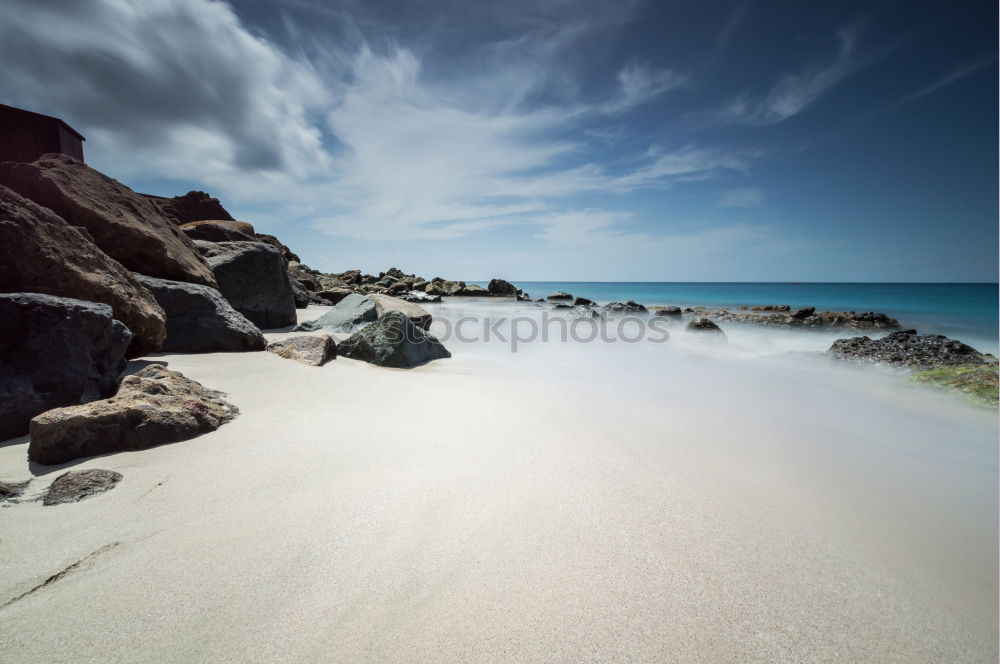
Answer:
[[266, 335, 336, 367], [43, 469, 123, 505], [652, 306, 682, 318], [604, 300, 648, 313], [686, 317, 726, 339], [133, 274, 266, 353], [339, 311, 451, 369], [0, 154, 215, 286], [0, 185, 166, 357], [570, 305, 602, 319], [0, 294, 131, 442], [739, 304, 791, 312], [29, 365, 238, 465], [827, 330, 993, 370], [196, 241, 297, 329], [791, 306, 816, 320], [487, 279, 518, 296], [0, 480, 30, 502], [573, 297, 596, 306], [547, 291, 573, 301]]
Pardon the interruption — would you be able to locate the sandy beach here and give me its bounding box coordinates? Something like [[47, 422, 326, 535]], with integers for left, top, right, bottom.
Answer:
[[1, 302, 996, 663]]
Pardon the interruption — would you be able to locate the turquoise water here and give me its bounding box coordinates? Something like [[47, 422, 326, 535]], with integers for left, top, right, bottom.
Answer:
[[476, 282, 999, 354]]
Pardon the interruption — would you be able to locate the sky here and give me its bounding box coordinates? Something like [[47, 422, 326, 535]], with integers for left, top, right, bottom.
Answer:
[[0, 0, 996, 282]]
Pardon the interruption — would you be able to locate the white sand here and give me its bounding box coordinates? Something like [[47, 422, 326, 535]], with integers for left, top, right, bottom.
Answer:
[[0, 304, 996, 662]]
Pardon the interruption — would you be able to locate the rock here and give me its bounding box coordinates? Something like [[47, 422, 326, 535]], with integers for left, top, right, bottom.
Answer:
[[516, 290, 533, 302], [0, 154, 216, 286], [133, 275, 266, 353], [266, 335, 336, 367], [143, 190, 234, 225], [553, 303, 572, 309], [42, 469, 122, 505], [29, 365, 238, 465], [196, 241, 297, 329], [652, 306, 682, 318], [440, 280, 465, 295], [254, 233, 300, 263], [179, 219, 256, 235], [0, 294, 131, 442], [317, 288, 352, 305], [791, 306, 816, 320], [290, 278, 312, 308], [827, 330, 993, 370], [458, 284, 490, 296], [0, 480, 30, 502], [740, 304, 791, 312], [573, 297, 596, 306], [911, 363, 998, 405], [368, 294, 433, 330], [570, 305, 602, 319], [295, 293, 378, 334], [0, 185, 166, 357], [604, 300, 648, 313], [686, 318, 726, 339], [181, 222, 255, 243], [401, 290, 442, 303], [547, 291, 573, 301], [487, 279, 518, 296], [425, 283, 446, 297], [339, 311, 451, 369]]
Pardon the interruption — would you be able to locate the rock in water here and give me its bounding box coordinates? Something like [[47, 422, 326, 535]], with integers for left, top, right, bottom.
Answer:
[[547, 291, 573, 301], [339, 311, 451, 369], [604, 300, 648, 313], [458, 284, 490, 296], [0, 154, 216, 286], [0, 185, 166, 357], [686, 317, 727, 340], [487, 279, 518, 296], [573, 297, 596, 306], [266, 335, 337, 366], [196, 241, 297, 329], [570, 305, 602, 319], [0, 294, 131, 442], [42, 470, 122, 505], [652, 306, 682, 318], [133, 275, 266, 353], [827, 330, 992, 369], [29, 364, 238, 465], [295, 293, 378, 333]]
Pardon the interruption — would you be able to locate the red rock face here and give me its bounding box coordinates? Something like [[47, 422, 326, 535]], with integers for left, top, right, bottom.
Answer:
[[0, 185, 166, 357], [0, 154, 217, 287]]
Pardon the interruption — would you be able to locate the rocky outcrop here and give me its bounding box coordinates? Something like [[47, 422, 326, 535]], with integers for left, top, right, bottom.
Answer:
[[179, 219, 256, 236], [181, 222, 255, 243], [0, 294, 131, 442], [547, 291, 573, 301], [196, 241, 297, 329], [488, 279, 518, 296], [255, 233, 300, 263], [295, 293, 378, 333], [686, 318, 726, 339], [266, 335, 336, 367], [827, 330, 993, 369], [739, 305, 791, 312], [0, 154, 216, 286], [29, 364, 238, 465], [368, 294, 433, 330], [143, 190, 234, 225], [604, 301, 648, 313], [134, 275, 266, 353], [0, 185, 166, 356], [689, 307, 901, 331], [43, 470, 122, 505], [339, 311, 451, 369]]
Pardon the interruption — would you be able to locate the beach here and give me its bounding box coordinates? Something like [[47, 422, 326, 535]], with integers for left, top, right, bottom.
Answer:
[[1, 301, 996, 663]]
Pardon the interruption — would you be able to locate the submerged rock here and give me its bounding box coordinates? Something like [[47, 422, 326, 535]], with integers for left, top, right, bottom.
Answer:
[[339, 311, 451, 369], [196, 241, 297, 329], [266, 335, 337, 367], [0, 294, 131, 442], [29, 365, 238, 465], [134, 274, 265, 353], [43, 469, 122, 505]]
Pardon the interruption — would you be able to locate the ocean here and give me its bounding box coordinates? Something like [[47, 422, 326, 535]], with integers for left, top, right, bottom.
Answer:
[[476, 282, 999, 354]]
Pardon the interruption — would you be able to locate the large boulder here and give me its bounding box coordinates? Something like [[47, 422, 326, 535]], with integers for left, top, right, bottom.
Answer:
[[29, 364, 238, 465], [368, 294, 433, 330], [487, 279, 518, 296], [295, 293, 378, 333], [143, 190, 235, 225], [181, 222, 255, 243], [827, 330, 993, 370], [0, 185, 166, 356], [133, 275, 266, 353], [266, 335, 336, 367], [196, 241, 297, 329], [339, 311, 451, 369], [255, 233, 300, 263], [547, 291, 573, 301], [0, 154, 215, 286], [686, 317, 726, 340], [652, 306, 682, 319], [0, 294, 131, 442], [458, 284, 490, 296]]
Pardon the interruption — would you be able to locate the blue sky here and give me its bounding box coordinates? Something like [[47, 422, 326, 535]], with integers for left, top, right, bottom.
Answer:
[[1, 0, 996, 281]]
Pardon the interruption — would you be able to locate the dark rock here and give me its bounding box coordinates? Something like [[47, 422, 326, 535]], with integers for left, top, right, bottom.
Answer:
[[43, 469, 122, 505], [290, 278, 312, 308], [686, 317, 726, 338], [740, 304, 791, 312], [295, 293, 377, 333], [0, 480, 30, 502], [827, 330, 993, 370], [459, 284, 490, 296], [791, 306, 816, 320], [182, 222, 255, 243], [266, 335, 336, 366], [0, 294, 131, 442], [0, 154, 216, 286], [254, 233, 300, 263], [317, 288, 351, 305], [143, 190, 234, 225], [133, 274, 266, 353], [196, 241, 297, 329], [553, 303, 572, 309], [547, 291, 573, 301], [516, 290, 533, 302], [487, 279, 518, 296], [0, 185, 166, 357], [573, 297, 596, 306], [29, 364, 238, 465], [180, 219, 255, 235], [570, 305, 602, 319], [604, 300, 648, 313], [339, 311, 451, 369], [652, 306, 682, 318]]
